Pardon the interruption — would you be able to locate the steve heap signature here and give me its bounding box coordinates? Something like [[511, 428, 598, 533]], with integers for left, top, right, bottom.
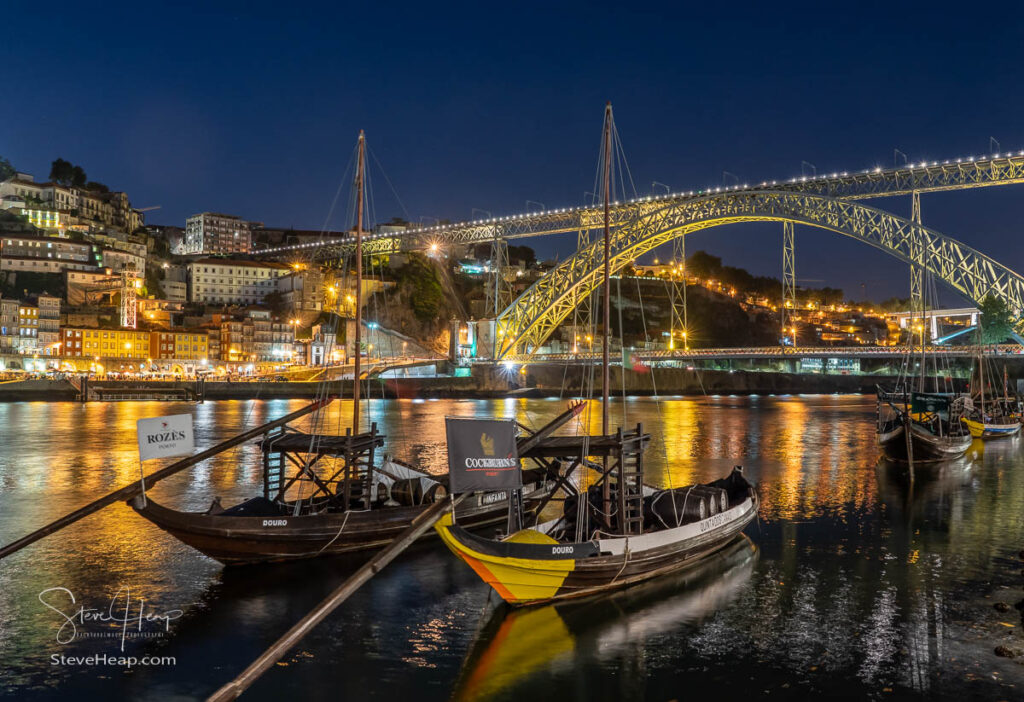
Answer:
[[38, 586, 184, 650]]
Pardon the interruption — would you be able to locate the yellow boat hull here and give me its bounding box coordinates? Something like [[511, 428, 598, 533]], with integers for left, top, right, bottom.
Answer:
[[961, 416, 1021, 439]]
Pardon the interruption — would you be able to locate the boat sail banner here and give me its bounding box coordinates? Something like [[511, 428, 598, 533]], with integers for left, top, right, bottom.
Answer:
[[137, 414, 195, 462], [910, 392, 951, 419], [445, 418, 521, 493]]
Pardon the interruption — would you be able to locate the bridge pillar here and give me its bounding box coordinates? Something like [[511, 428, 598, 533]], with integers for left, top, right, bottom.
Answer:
[[669, 234, 687, 350], [781, 221, 795, 345], [486, 238, 511, 317], [909, 191, 924, 338]]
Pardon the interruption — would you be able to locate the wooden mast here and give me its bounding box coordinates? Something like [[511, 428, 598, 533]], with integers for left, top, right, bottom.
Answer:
[[601, 103, 613, 525], [601, 104, 612, 434], [353, 130, 365, 434]]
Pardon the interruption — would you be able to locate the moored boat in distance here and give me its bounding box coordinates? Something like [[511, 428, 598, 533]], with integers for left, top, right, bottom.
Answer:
[[960, 349, 1023, 439], [876, 389, 972, 462], [961, 416, 1021, 439]]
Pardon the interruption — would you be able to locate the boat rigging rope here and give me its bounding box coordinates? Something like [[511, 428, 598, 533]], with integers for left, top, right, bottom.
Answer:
[[315, 509, 352, 555], [632, 275, 675, 491], [610, 541, 631, 584]]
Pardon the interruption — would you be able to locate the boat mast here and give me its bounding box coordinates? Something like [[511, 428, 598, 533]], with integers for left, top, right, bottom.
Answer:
[[601, 103, 612, 437], [600, 103, 613, 528], [353, 130, 365, 435], [979, 345, 986, 417]]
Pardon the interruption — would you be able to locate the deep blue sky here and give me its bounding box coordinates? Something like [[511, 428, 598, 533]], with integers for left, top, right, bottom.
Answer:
[[3, 1, 1024, 302]]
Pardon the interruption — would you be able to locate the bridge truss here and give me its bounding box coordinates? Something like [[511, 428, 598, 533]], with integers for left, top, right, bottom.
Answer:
[[493, 191, 1024, 358], [256, 153, 1024, 260]]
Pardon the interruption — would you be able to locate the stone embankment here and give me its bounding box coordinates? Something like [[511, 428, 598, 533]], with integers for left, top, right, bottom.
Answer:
[[0, 365, 957, 401]]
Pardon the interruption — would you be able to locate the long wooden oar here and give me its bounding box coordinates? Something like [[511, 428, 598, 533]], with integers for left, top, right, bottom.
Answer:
[[207, 493, 467, 701], [207, 402, 585, 700], [0, 397, 334, 561]]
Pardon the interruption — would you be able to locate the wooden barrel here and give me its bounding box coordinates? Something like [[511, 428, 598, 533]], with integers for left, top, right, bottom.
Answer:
[[390, 479, 447, 506], [691, 486, 728, 515], [390, 478, 424, 506], [644, 488, 707, 528]]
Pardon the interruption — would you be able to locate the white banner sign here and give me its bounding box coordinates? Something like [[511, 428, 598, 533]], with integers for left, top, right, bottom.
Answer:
[[137, 414, 195, 462]]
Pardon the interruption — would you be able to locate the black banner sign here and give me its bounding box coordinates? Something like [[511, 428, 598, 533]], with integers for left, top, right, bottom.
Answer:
[[911, 392, 951, 418], [445, 418, 522, 494]]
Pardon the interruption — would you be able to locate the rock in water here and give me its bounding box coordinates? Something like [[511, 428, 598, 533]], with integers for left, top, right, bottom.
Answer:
[[994, 602, 1012, 613], [994, 646, 1017, 658]]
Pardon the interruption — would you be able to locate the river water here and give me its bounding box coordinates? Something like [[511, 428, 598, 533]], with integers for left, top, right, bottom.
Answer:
[[0, 395, 1022, 701]]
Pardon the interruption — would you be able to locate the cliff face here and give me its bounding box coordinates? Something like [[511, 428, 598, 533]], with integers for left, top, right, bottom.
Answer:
[[371, 254, 456, 356], [612, 280, 778, 347]]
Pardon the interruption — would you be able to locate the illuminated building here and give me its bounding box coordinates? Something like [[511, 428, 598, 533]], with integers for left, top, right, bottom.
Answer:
[[184, 212, 259, 254], [61, 327, 151, 359], [187, 259, 291, 305], [149, 330, 209, 361]]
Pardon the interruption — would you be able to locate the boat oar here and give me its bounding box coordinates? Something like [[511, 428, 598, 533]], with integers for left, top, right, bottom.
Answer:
[[207, 493, 467, 701], [0, 397, 334, 561]]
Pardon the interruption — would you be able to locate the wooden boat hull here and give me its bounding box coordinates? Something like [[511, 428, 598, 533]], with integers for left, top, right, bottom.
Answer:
[[436, 491, 759, 606], [130, 487, 547, 565], [877, 422, 972, 462], [961, 417, 1021, 439]]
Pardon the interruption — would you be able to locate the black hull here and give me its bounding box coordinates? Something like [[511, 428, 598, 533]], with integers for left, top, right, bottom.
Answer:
[[130, 488, 546, 565], [877, 422, 972, 463]]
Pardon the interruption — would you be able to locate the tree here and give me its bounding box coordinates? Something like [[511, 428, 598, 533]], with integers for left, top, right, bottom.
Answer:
[[85, 181, 109, 193], [49, 158, 73, 185], [393, 254, 443, 323], [49, 158, 87, 187], [263, 291, 286, 316], [507, 244, 536, 266], [0, 156, 14, 181], [687, 250, 722, 278], [978, 295, 1014, 345]]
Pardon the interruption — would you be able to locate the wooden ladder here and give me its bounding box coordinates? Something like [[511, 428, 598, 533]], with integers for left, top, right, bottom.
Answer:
[[262, 426, 287, 499], [614, 423, 646, 536]]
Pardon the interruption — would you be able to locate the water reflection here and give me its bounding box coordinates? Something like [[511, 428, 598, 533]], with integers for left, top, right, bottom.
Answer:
[[0, 396, 1022, 700], [452, 536, 758, 702]]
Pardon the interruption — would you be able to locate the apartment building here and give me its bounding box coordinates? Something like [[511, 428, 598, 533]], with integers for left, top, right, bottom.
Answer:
[[0, 234, 99, 274], [0, 298, 18, 354], [0, 174, 144, 232], [35, 295, 61, 354], [187, 259, 291, 305], [277, 268, 323, 313], [218, 311, 295, 363], [61, 327, 151, 359], [149, 330, 209, 361], [184, 212, 258, 254]]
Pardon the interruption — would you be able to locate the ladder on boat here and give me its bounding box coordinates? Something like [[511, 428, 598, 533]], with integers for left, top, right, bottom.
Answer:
[[339, 423, 378, 510], [262, 426, 287, 499], [613, 424, 645, 536]]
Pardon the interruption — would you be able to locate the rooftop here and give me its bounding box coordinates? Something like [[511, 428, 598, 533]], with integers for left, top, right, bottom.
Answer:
[[188, 258, 291, 270]]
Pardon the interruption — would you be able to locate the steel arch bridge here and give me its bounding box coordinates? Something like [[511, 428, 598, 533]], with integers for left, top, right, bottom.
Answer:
[[494, 191, 1024, 359], [254, 152, 1024, 260]]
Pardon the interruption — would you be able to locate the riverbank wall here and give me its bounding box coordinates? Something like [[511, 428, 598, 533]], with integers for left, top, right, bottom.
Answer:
[[0, 365, 977, 401]]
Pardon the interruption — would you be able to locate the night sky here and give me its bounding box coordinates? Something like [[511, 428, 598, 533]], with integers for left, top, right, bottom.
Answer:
[[3, 2, 1024, 303]]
